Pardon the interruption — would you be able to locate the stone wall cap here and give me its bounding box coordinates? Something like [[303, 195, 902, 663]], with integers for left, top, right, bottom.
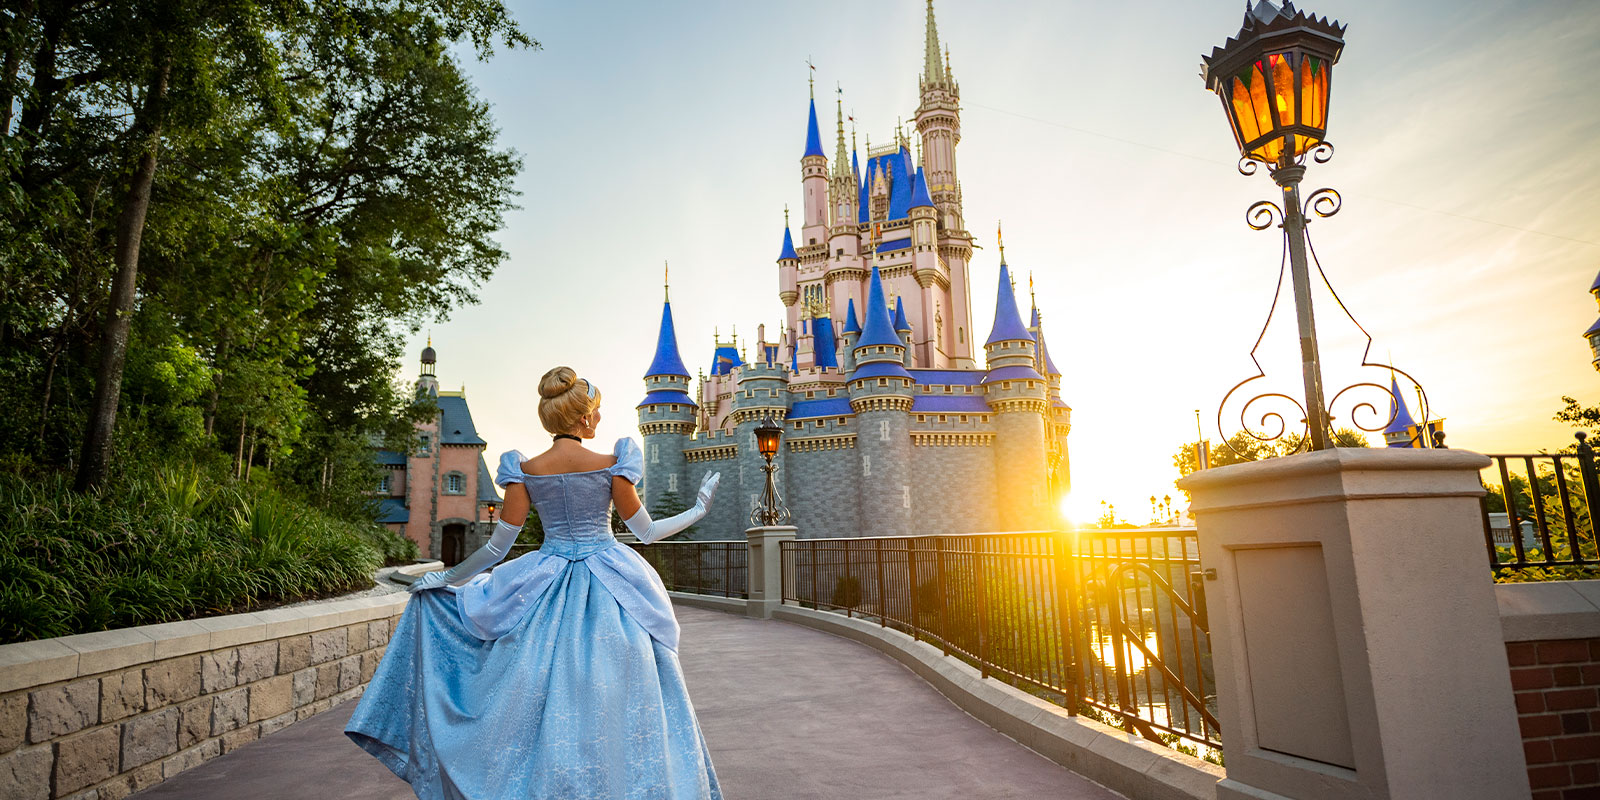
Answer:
[[1498, 580, 1600, 642], [1177, 447, 1491, 492]]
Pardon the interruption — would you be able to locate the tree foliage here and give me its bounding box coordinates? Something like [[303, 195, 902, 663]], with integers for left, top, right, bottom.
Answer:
[[1171, 428, 1368, 501], [1, 1, 532, 513]]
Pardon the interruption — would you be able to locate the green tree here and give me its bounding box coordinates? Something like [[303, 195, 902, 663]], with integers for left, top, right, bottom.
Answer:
[[1172, 428, 1368, 501]]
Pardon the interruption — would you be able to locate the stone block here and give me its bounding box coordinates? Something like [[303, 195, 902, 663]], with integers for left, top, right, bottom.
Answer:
[[0, 691, 27, 752], [209, 688, 248, 736], [336, 656, 360, 693], [315, 664, 339, 701], [247, 676, 291, 723], [160, 744, 204, 781], [128, 762, 161, 791], [277, 635, 311, 674], [142, 656, 201, 708], [60, 789, 97, 800], [309, 629, 346, 665], [343, 624, 367, 653], [119, 708, 177, 770], [139, 621, 211, 661], [220, 724, 258, 754], [175, 698, 210, 749], [199, 649, 239, 694], [367, 619, 390, 650], [234, 643, 276, 685], [197, 738, 220, 763], [98, 671, 143, 723], [55, 628, 154, 676], [52, 725, 118, 796], [291, 669, 315, 708], [193, 613, 266, 650], [95, 775, 133, 800], [258, 711, 295, 737], [0, 745, 50, 800], [28, 679, 98, 743], [0, 640, 77, 695], [360, 652, 379, 683]]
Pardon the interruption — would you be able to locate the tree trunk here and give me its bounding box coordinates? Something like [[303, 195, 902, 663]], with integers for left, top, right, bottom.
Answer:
[[245, 432, 257, 481], [235, 414, 247, 479], [74, 53, 171, 492]]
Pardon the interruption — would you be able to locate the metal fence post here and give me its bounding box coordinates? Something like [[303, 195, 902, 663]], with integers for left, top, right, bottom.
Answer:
[[1579, 433, 1600, 544]]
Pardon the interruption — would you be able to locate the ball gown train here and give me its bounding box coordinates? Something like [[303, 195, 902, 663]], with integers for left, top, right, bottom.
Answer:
[[345, 438, 723, 800]]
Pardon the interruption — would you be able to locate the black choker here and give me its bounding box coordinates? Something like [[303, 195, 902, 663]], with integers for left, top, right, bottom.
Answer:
[[553, 434, 583, 444]]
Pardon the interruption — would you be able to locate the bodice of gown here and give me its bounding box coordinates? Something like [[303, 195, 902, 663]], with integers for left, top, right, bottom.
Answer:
[[446, 438, 681, 650]]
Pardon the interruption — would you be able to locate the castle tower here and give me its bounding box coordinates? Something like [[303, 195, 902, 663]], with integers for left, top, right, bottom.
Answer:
[[829, 93, 859, 237], [907, 167, 942, 366], [893, 297, 914, 368], [982, 252, 1051, 530], [1585, 269, 1600, 370], [914, 1, 976, 369], [638, 286, 697, 514], [1030, 302, 1072, 497], [850, 265, 916, 538], [841, 298, 861, 372], [801, 90, 828, 248], [1382, 375, 1418, 448], [777, 216, 799, 310]]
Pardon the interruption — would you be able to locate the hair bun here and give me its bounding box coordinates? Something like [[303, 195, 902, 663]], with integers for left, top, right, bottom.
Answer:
[[538, 366, 578, 399]]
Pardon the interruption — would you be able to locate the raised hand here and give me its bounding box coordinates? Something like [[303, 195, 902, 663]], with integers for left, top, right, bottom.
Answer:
[[696, 472, 721, 509]]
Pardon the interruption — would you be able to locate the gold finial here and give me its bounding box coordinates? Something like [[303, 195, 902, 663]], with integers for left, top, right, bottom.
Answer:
[[426, 332, 431, 347], [997, 221, 1006, 263], [806, 56, 815, 98], [784, 205, 790, 227], [1029, 270, 1036, 310]]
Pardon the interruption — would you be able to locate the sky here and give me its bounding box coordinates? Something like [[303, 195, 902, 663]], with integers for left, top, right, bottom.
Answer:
[[404, 0, 1600, 525]]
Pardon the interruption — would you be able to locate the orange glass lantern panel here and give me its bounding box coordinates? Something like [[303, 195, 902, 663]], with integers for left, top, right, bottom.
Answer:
[[1269, 53, 1296, 126], [1300, 56, 1329, 131]]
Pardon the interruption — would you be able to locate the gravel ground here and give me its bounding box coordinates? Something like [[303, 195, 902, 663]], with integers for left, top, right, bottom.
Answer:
[[272, 564, 419, 610]]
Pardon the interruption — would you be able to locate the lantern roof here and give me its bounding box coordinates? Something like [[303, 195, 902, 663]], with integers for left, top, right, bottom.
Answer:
[[1201, 0, 1346, 92]]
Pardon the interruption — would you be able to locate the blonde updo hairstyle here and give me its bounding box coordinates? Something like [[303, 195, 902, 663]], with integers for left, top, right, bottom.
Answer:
[[537, 366, 601, 435]]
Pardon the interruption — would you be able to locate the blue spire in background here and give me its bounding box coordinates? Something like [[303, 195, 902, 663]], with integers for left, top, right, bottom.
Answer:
[[778, 226, 797, 260], [814, 316, 838, 368], [1384, 375, 1417, 442], [842, 298, 860, 334], [985, 261, 1034, 346], [644, 300, 690, 378], [908, 166, 934, 209], [804, 98, 825, 159], [893, 297, 911, 332], [856, 266, 902, 348]]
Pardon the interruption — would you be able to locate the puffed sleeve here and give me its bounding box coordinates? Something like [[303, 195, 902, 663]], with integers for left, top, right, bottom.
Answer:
[[610, 438, 644, 484], [495, 450, 528, 488]]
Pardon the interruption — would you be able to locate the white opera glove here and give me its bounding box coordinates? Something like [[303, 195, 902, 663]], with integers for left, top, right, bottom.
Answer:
[[625, 472, 721, 545], [408, 519, 522, 592]]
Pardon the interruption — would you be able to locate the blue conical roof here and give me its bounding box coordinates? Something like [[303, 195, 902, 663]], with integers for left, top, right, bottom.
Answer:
[[644, 301, 690, 378], [778, 226, 797, 261], [842, 298, 860, 334], [852, 148, 859, 180], [1038, 330, 1061, 376], [804, 99, 824, 159], [814, 316, 838, 368], [857, 266, 901, 348], [1591, 269, 1600, 293], [893, 297, 910, 332], [908, 167, 934, 209], [985, 262, 1035, 346], [1384, 376, 1417, 439]]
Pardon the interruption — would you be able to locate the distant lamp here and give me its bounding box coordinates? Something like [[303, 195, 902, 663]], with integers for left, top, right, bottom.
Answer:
[[1201, 0, 1344, 168], [750, 414, 791, 527], [487, 501, 498, 523]]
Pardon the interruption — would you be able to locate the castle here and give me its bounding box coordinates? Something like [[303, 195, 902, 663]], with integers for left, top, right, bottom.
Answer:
[[636, 2, 1070, 539]]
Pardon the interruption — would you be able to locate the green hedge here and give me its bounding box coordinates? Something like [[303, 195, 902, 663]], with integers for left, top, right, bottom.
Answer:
[[0, 462, 416, 644]]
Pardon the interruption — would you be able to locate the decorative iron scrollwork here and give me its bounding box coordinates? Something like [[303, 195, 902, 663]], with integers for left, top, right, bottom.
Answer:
[[1245, 200, 1283, 230], [1309, 141, 1335, 164], [1304, 187, 1341, 219], [1237, 157, 1260, 177]]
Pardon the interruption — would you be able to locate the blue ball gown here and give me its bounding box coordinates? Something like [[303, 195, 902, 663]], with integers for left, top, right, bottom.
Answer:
[[345, 438, 723, 800]]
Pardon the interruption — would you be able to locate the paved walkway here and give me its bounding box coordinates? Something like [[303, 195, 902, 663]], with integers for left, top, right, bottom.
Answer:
[[131, 605, 1121, 799]]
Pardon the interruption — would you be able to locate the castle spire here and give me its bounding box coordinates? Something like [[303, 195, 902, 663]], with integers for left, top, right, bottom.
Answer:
[[644, 291, 690, 378], [922, 0, 944, 88], [833, 85, 849, 175], [803, 95, 825, 159], [985, 259, 1033, 346]]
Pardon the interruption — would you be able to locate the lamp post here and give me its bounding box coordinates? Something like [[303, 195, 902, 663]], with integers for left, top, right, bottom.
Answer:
[[750, 413, 791, 527], [1202, 0, 1346, 451]]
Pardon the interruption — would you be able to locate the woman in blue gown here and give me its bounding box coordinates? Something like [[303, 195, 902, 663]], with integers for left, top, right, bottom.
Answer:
[[346, 367, 724, 799]]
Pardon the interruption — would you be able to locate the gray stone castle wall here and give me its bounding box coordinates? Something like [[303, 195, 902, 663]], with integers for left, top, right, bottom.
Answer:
[[909, 444, 997, 534]]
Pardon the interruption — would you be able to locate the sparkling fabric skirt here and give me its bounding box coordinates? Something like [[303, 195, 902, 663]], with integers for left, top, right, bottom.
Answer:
[[345, 562, 722, 800]]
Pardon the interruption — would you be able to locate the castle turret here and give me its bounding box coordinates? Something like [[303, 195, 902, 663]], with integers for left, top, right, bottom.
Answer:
[[1585, 269, 1600, 370], [1031, 303, 1072, 497], [894, 297, 914, 368], [982, 251, 1050, 531], [778, 214, 799, 309], [850, 265, 915, 538], [829, 93, 859, 237], [638, 287, 697, 516], [417, 337, 439, 397], [916, 0, 962, 232], [801, 92, 828, 248], [1382, 375, 1418, 448], [841, 298, 861, 373]]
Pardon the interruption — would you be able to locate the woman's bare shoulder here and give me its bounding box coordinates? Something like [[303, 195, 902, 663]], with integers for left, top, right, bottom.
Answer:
[[521, 447, 617, 476]]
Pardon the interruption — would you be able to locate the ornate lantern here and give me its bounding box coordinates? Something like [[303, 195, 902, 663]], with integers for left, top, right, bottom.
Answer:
[[750, 414, 791, 527], [1202, 0, 1345, 168], [754, 415, 782, 461]]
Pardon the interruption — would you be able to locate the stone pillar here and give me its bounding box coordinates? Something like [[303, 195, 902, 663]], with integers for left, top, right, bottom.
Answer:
[[745, 525, 797, 619], [1177, 448, 1528, 800]]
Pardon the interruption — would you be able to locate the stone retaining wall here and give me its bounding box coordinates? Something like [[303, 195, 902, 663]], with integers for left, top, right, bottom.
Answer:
[[0, 591, 411, 800], [1499, 581, 1600, 800]]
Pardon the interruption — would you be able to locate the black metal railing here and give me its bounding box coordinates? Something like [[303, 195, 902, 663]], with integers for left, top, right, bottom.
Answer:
[[779, 529, 1219, 753], [1482, 434, 1600, 574], [629, 540, 749, 599]]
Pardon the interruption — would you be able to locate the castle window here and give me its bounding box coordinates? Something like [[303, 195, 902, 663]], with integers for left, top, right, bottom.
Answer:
[[807, 391, 814, 398], [444, 471, 465, 495], [836, 248, 844, 256], [960, 415, 968, 423], [810, 238, 817, 244], [958, 328, 965, 343], [670, 404, 679, 412], [416, 433, 432, 456], [877, 378, 887, 387], [827, 389, 836, 396], [793, 422, 803, 430], [939, 415, 947, 422], [377, 475, 390, 493]]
